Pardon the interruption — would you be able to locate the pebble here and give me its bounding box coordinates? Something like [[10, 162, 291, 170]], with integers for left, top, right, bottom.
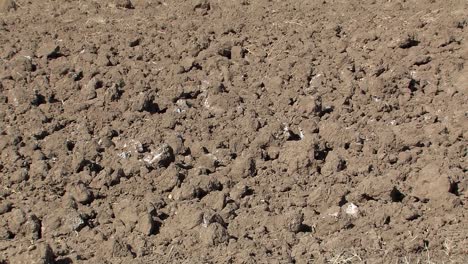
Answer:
[[285, 211, 304, 233], [411, 163, 452, 201], [201, 191, 226, 211], [64, 211, 86, 232], [24, 214, 41, 240], [229, 183, 249, 200], [344, 203, 359, 217], [100, 137, 115, 148], [177, 207, 203, 229], [230, 156, 256, 179], [113, 198, 140, 229], [107, 239, 133, 258], [172, 183, 198, 201], [321, 151, 346, 176], [197, 154, 218, 173], [136, 211, 155, 235], [199, 223, 229, 246], [41, 209, 85, 237], [201, 210, 225, 228], [36, 42, 60, 58], [231, 46, 244, 60], [0, 226, 12, 239], [68, 182, 94, 204], [13, 56, 34, 73], [96, 52, 111, 67], [143, 144, 175, 168], [297, 96, 322, 117], [131, 93, 154, 112], [156, 164, 182, 192], [115, 0, 133, 9], [180, 57, 195, 72], [0, 201, 12, 214], [7, 209, 26, 234], [10, 169, 29, 183]]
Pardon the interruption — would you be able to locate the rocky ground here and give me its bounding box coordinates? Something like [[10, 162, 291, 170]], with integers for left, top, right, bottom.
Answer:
[[0, 0, 467, 263]]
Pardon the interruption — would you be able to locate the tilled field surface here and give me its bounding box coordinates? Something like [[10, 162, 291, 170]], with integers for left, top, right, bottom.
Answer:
[[0, 0, 467, 263]]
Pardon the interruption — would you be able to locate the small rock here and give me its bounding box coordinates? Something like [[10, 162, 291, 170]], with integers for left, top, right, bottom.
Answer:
[[29, 160, 49, 180], [8, 209, 26, 234], [10, 169, 29, 183], [401, 206, 420, 221], [0, 0, 16, 13], [298, 119, 319, 136], [143, 144, 175, 168], [41, 209, 85, 237], [297, 96, 322, 117], [24, 214, 41, 240], [197, 154, 218, 173], [321, 151, 346, 176], [344, 203, 359, 217], [86, 77, 102, 90], [13, 56, 34, 73], [325, 206, 341, 218], [188, 141, 207, 158], [90, 168, 123, 188], [452, 67, 468, 93], [265, 76, 283, 93], [352, 175, 399, 202], [201, 210, 225, 228], [71, 153, 87, 172], [107, 239, 134, 258], [96, 52, 111, 66], [68, 182, 93, 204], [115, 0, 133, 9], [398, 35, 419, 49], [231, 46, 244, 60], [127, 139, 144, 153], [62, 195, 78, 209], [100, 137, 115, 148], [193, 0, 210, 15], [201, 191, 226, 211], [308, 73, 325, 92], [8, 87, 43, 107], [0, 226, 13, 239], [180, 57, 195, 72], [36, 42, 59, 58], [411, 163, 453, 201], [120, 159, 142, 177], [193, 175, 222, 194], [0, 200, 12, 214], [64, 211, 86, 232], [172, 183, 199, 201], [279, 140, 315, 174], [166, 134, 186, 155], [199, 223, 229, 246], [131, 93, 155, 112], [128, 37, 141, 47], [136, 212, 155, 235], [229, 183, 250, 200], [155, 164, 182, 192], [113, 198, 139, 229], [176, 206, 203, 229], [82, 78, 100, 100], [285, 211, 304, 233], [230, 156, 256, 179]]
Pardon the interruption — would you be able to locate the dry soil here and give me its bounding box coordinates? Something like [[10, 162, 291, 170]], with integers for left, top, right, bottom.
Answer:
[[0, 0, 467, 263]]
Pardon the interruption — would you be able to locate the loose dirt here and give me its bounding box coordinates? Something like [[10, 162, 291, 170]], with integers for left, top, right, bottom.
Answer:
[[0, 0, 467, 263]]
